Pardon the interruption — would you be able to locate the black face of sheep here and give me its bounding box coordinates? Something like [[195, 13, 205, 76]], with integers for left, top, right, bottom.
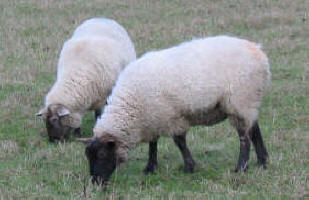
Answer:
[[46, 115, 72, 142], [36, 104, 74, 142], [83, 138, 117, 185]]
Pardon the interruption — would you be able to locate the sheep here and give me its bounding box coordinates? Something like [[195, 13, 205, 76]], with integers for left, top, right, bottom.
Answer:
[[36, 18, 136, 142], [79, 36, 271, 185]]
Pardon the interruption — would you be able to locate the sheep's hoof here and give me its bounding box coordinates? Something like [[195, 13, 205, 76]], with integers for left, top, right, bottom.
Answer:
[[234, 165, 248, 173], [257, 160, 267, 169], [184, 163, 195, 173], [143, 163, 157, 174]]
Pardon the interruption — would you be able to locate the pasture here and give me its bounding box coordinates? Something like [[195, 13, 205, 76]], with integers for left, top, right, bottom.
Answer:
[[0, 0, 308, 199]]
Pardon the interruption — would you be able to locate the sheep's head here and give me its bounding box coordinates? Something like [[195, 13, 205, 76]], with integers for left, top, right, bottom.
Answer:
[[78, 134, 124, 185], [36, 104, 82, 142]]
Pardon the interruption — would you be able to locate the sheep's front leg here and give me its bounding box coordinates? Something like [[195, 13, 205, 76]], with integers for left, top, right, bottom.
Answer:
[[173, 134, 195, 173], [143, 137, 159, 174], [94, 109, 101, 121], [250, 122, 268, 168], [74, 128, 81, 136], [235, 128, 251, 172]]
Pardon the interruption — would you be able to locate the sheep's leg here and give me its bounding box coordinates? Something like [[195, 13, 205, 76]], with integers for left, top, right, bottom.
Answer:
[[173, 134, 195, 173], [94, 109, 101, 121], [143, 137, 159, 174], [74, 128, 81, 136], [235, 128, 251, 172], [250, 122, 268, 168]]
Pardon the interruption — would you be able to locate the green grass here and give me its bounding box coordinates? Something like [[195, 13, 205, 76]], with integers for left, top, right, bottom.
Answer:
[[1, 0, 308, 199]]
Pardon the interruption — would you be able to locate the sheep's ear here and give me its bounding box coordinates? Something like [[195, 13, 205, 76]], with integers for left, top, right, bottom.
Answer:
[[36, 108, 47, 117], [57, 107, 70, 117], [76, 137, 94, 145]]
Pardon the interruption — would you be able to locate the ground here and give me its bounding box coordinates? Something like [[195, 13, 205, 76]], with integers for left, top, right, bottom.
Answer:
[[0, 0, 308, 199]]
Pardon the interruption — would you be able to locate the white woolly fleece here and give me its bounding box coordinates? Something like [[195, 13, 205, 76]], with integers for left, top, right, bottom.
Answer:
[[44, 18, 136, 127], [94, 36, 270, 160]]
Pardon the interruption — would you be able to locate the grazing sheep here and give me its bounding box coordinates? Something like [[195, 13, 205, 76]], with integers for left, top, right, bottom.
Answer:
[[79, 36, 270, 184], [36, 18, 136, 142]]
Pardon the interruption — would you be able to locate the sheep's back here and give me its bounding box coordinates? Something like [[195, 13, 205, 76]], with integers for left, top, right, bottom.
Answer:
[[118, 36, 269, 110]]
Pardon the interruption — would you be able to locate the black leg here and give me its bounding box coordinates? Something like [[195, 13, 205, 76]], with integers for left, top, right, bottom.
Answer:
[[74, 128, 81, 136], [235, 128, 251, 172], [94, 109, 101, 121], [173, 134, 195, 173], [250, 122, 268, 168], [143, 137, 159, 174]]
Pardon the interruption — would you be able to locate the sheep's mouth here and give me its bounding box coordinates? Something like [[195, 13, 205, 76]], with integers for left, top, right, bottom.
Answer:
[[48, 127, 75, 142]]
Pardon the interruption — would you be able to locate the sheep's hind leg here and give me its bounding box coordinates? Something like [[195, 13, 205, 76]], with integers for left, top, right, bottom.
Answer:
[[250, 122, 268, 168], [143, 137, 159, 174], [235, 127, 251, 172], [173, 134, 195, 173], [94, 109, 102, 121]]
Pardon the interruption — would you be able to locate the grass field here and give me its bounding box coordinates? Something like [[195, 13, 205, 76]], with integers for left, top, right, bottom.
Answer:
[[1, 0, 309, 199]]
